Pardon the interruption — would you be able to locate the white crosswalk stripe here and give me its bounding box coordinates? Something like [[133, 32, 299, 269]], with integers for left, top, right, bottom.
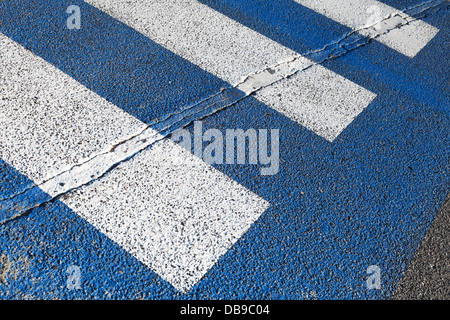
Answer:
[[293, 0, 439, 58], [85, 0, 377, 141], [64, 139, 269, 293], [253, 64, 377, 142], [0, 32, 269, 292], [0, 32, 145, 185], [86, 0, 294, 86]]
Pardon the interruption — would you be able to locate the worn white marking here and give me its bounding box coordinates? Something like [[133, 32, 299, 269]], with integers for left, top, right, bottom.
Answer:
[[63, 138, 269, 293], [253, 63, 377, 141], [294, 0, 439, 57], [0, 32, 145, 185]]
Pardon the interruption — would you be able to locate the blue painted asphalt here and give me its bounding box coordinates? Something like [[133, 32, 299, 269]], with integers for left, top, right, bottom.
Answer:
[[0, 0, 448, 299]]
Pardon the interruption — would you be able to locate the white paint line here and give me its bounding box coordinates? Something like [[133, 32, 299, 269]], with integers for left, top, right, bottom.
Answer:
[[86, 0, 377, 141], [253, 63, 377, 142], [63, 138, 269, 293], [86, 0, 295, 86], [0, 32, 145, 185], [0, 31, 269, 292], [294, 0, 439, 57]]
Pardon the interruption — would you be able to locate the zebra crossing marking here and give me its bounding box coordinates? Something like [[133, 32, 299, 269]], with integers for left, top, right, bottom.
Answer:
[[293, 0, 439, 57]]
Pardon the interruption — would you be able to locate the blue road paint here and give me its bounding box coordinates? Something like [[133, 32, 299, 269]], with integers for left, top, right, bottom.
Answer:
[[0, 0, 449, 299], [0, 161, 51, 223], [193, 89, 448, 299], [0, 160, 34, 201]]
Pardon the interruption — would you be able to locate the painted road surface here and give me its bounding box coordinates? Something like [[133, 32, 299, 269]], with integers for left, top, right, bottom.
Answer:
[[0, 0, 448, 299]]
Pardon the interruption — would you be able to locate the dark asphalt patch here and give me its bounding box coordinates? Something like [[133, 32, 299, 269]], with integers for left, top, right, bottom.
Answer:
[[393, 194, 450, 300]]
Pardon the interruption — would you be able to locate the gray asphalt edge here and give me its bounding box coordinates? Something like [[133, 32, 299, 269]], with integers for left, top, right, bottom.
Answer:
[[392, 193, 449, 300]]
